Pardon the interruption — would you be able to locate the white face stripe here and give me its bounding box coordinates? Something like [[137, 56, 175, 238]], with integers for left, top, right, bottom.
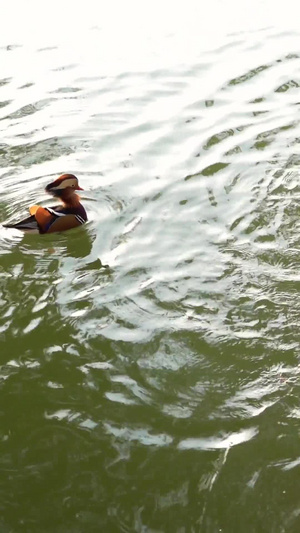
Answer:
[[52, 178, 78, 190]]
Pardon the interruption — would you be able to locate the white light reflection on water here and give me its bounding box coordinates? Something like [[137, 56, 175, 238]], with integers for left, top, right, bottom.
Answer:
[[178, 427, 258, 450]]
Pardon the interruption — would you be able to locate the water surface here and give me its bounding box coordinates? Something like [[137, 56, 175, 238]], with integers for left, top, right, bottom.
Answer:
[[1, 1, 300, 531]]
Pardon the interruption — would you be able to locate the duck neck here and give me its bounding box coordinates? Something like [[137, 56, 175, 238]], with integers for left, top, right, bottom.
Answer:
[[60, 192, 81, 208]]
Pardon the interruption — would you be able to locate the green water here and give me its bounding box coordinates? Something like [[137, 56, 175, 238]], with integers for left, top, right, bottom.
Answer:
[[1, 1, 300, 531]]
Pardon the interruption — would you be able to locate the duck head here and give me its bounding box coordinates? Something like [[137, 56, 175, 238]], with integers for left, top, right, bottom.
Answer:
[[45, 174, 83, 200]]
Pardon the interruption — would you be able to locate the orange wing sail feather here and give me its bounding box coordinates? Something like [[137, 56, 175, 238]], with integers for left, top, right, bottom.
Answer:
[[34, 207, 56, 233], [29, 205, 40, 216]]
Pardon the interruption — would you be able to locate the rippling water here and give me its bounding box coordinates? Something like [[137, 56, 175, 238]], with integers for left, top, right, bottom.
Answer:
[[2, 1, 300, 531]]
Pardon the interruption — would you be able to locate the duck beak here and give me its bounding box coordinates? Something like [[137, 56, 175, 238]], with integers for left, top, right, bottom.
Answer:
[[76, 185, 84, 190]]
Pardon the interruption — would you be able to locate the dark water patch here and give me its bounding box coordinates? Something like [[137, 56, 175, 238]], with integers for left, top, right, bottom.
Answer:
[[0, 100, 11, 109], [14, 128, 43, 140], [249, 97, 265, 104], [4, 44, 22, 51], [275, 79, 300, 92], [203, 128, 235, 150], [51, 86, 82, 94], [227, 64, 270, 87], [184, 162, 229, 181], [2, 99, 54, 121], [0, 137, 74, 168], [18, 82, 35, 89], [203, 125, 250, 151], [201, 162, 229, 176], [251, 121, 300, 151], [0, 77, 12, 87]]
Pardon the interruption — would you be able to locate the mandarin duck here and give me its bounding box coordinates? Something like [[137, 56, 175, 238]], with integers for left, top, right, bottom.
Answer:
[[3, 174, 87, 234]]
